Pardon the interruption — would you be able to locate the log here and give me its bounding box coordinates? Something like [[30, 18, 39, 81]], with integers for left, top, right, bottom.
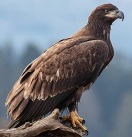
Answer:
[[0, 109, 83, 137]]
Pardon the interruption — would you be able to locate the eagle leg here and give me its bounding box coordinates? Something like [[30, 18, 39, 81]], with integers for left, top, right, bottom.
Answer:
[[70, 110, 87, 130], [60, 110, 88, 134]]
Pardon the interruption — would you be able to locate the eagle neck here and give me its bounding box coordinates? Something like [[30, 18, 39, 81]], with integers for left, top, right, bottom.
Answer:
[[87, 20, 114, 62], [87, 20, 111, 42]]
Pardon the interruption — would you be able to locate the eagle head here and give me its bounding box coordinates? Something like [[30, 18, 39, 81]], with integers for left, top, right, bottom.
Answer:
[[89, 4, 124, 25]]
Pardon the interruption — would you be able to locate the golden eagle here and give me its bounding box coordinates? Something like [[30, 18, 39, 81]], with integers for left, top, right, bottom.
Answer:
[[6, 4, 124, 133]]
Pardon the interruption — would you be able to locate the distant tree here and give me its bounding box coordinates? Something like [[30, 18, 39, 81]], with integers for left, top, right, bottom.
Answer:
[[0, 43, 41, 127], [0, 45, 132, 137], [93, 53, 132, 129], [0, 43, 16, 117]]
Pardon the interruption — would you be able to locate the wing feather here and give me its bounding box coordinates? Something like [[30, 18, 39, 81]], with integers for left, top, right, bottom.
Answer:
[[8, 90, 24, 115], [12, 98, 29, 120]]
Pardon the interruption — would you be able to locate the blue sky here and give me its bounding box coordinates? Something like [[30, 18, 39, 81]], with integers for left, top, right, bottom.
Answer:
[[0, 0, 131, 57]]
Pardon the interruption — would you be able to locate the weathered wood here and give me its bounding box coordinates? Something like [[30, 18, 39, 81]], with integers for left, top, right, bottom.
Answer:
[[0, 109, 82, 137]]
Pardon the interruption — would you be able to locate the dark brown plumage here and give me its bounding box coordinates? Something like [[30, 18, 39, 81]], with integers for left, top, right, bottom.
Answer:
[[6, 4, 124, 128]]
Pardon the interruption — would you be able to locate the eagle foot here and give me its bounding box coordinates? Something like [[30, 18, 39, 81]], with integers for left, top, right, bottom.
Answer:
[[60, 110, 88, 134]]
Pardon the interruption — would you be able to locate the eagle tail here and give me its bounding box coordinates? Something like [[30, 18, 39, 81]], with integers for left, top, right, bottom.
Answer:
[[7, 119, 25, 129]]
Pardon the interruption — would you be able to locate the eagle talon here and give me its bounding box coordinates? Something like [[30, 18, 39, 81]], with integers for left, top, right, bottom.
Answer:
[[60, 110, 87, 132], [70, 110, 87, 132], [82, 119, 85, 125], [85, 130, 89, 136]]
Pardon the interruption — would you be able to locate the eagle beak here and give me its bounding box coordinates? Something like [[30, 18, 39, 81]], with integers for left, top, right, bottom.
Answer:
[[116, 10, 124, 21], [105, 10, 124, 21]]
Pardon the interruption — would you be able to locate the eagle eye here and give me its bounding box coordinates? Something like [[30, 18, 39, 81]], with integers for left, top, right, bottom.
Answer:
[[104, 9, 109, 13]]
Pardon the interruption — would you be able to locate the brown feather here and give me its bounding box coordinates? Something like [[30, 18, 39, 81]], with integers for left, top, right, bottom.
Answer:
[[12, 98, 29, 120], [6, 4, 123, 128], [39, 81, 47, 100], [8, 90, 24, 115]]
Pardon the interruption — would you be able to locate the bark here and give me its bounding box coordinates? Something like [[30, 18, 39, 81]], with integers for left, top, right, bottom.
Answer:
[[0, 109, 82, 137]]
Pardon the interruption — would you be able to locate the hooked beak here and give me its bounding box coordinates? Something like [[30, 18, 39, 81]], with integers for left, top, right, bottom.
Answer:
[[105, 10, 124, 21]]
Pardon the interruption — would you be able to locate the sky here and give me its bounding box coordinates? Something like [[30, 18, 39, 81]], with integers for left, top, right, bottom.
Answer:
[[0, 0, 131, 57]]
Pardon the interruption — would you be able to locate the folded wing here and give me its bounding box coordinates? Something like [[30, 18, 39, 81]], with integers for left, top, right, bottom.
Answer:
[[6, 36, 109, 127]]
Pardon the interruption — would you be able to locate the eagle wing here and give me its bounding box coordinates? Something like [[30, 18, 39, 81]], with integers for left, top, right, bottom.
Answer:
[[6, 36, 109, 123]]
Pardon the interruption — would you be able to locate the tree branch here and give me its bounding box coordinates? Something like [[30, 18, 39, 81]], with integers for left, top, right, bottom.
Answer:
[[0, 109, 82, 137]]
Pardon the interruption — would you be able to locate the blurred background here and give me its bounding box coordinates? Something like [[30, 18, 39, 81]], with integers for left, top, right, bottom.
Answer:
[[0, 0, 131, 137]]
